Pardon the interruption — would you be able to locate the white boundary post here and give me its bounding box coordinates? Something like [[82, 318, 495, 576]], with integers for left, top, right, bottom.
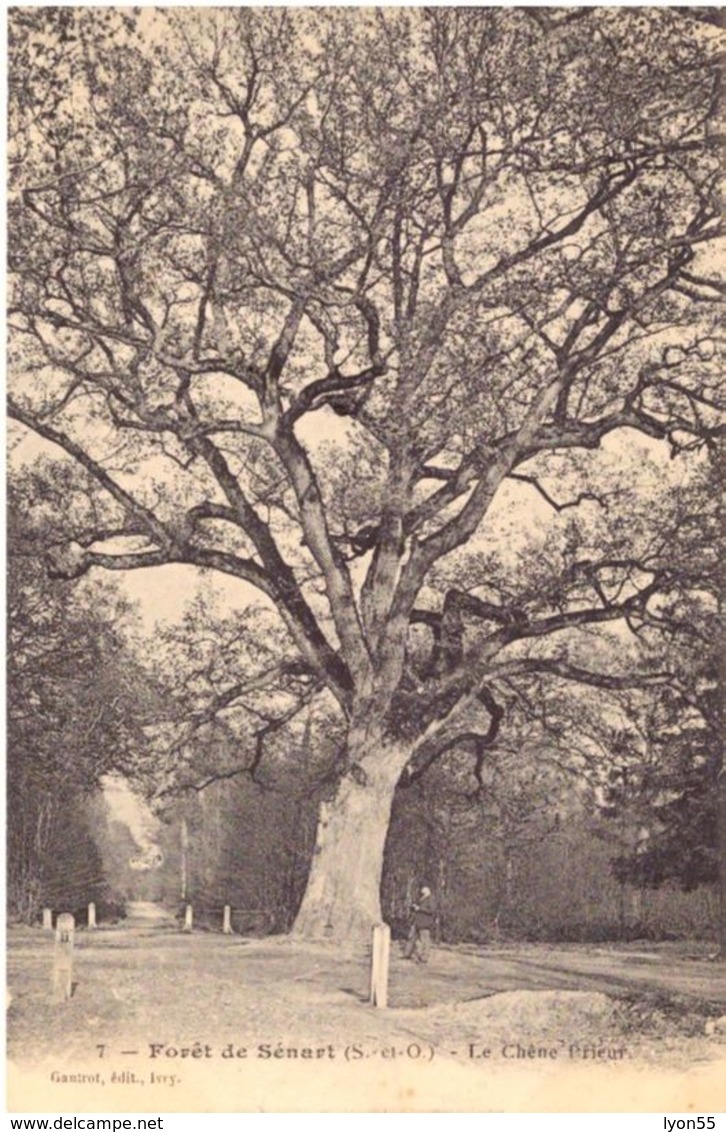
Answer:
[[183, 904, 193, 932], [88, 902, 96, 930], [42, 908, 53, 931], [369, 926, 380, 1002], [369, 923, 391, 1008], [223, 905, 232, 934], [52, 913, 75, 1002]]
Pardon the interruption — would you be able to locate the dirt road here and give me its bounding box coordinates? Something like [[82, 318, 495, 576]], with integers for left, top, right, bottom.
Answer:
[[433, 943, 726, 1006], [7, 925, 726, 1069]]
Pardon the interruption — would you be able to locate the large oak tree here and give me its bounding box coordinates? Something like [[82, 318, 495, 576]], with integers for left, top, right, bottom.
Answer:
[[8, 8, 724, 939]]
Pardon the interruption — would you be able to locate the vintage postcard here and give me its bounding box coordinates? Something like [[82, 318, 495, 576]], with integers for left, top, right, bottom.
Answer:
[[6, 5, 725, 1113]]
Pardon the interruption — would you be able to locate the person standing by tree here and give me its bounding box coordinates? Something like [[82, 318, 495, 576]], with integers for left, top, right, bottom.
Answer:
[[404, 885, 436, 964]]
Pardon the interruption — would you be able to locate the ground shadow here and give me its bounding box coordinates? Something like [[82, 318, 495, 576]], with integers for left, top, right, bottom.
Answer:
[[340, 985, 370, 1004]]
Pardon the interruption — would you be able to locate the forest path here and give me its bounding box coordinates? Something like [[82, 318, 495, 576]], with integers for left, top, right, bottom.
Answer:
[[124, 901, 177, 928]]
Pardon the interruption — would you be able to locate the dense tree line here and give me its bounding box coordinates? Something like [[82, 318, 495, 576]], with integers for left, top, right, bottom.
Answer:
[[7, 470, 152, 922]]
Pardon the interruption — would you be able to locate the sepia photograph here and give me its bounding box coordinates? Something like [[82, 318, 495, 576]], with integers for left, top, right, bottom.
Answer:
[[6, 4, 726, 1114]]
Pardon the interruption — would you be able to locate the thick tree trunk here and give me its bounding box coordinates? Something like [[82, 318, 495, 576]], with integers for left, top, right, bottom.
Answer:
[[292, 741, 411, 942]]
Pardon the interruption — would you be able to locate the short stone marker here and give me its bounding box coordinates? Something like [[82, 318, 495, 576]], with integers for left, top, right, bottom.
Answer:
[[42, 908, 53, 931], [369, 922, 391, 1009], [183, 904, 193, 932], [51, 913, 75, 1003], [88, 902, 97, 930], [223, 905, 232, 935]]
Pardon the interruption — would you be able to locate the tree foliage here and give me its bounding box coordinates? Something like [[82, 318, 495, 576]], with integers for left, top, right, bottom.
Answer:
[[7, 470, 152, 921], [597, 457, 723, 892]]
